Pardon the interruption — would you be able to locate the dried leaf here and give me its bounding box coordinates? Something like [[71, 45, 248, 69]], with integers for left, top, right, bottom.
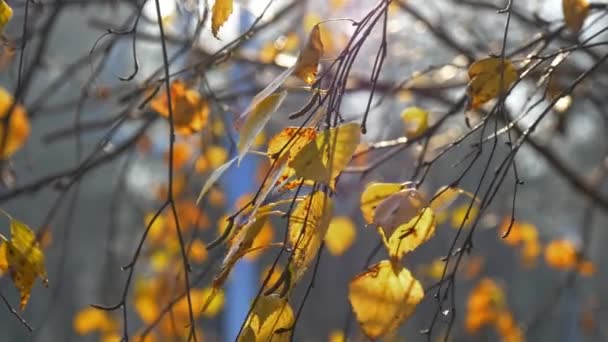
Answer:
[[240, 294, 294, 342], [467, 57, 518, 109], [349, 260, 424, 339], [324, 216, 357, 256], [290, 122, 360, 184], [211, 0, 233, 38], [293, 25, 324, 85], [360, 182, 406, 224], [0, 87, 30, 159], [150, 80, 209, 135], [563, 0, 589, 32], [237, 91, 287, 164], [289, 191, 333, 283]]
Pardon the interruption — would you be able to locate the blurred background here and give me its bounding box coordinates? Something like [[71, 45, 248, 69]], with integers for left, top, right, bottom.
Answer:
[[0, 0, 607, 341]]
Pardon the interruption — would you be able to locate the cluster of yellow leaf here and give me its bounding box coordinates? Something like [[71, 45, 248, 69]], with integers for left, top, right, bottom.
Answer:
[[467, 57, 518, 110], [544, 239, 595, 276], [0, 0, 12, 32], [150, 80, 209, 135], [563, 0, 590, 32], [499, 218, 541, 267], [0, 212, 48, 311], [0, 87, 30, 159], [466, 278, 523, 342]]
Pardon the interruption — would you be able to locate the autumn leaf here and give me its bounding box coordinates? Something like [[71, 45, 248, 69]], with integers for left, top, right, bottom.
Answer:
[[544, 239, 578, 270], [290, 122, 360, 184], [401, 106, 429, 138], [240, 294, 294, 342], [378, 207, 436, 261], [0, 0, 12, 32], [237, 91, 287, 164], [196, 156, 237, 204], [430, 186, 478, 212], [289, 191, 333, 284], [324, 216, 357, 256], [348, 260, 424, 339], [0, 87, 30, 159], [467, 57, 518, 109], [0, 212, 48, 310], [211, 0, 233, 38], [450, 204, 479, 229], [74, 307, 116, 335], [293, 25, 324, 85], [360, 182, 406, 224], [267, 126, 317, 187], [373, 189, 425, 234], [563, 0, 589, 32], [150, 80, 209, 135]]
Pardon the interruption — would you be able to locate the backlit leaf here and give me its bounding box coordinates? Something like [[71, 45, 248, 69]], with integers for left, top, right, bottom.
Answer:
[[0, 87, 30, 159], [289, 191, 333, 283], [196, 156, 237, 204], [73, 307, 116, 335], [293, 25, 324, 85], [237, 91, 287, 164], [0, 1, 12, 32], [150, 80, 209, 135], [267, 126, 317, 186], [0, 214, 48, 310], [563, 0, 589, 32], [290, 122, 360, 184], [467, 57, 518, 109], [401, 106, 429, 138], [324, 216, 357, 256], [240, 294, 294, 342], [211, 0, 233, 38], [360, 182, 407, 224], [378, 207, 436, 261], [544, 239, 578, 270], [373, 189, 425, 234], [349, 260, 424, 339], [430, 186, 477, 212]]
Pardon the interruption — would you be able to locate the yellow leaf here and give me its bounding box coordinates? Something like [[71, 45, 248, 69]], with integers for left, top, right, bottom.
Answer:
[[290, 122, 360, 184], [329, 330, 347, 342], [430, 186, 477, 212], [0, 0, 12, 32], [0, 242, 7, 275], [244, 220, 274, 261], [237, 91, 287, 163], [467, 57, 518, 109], [134, 280, 160, 324], [1, 215, 48, 310], [324, 216, 357, 256], [73, 307, 116, 335], [401, 107, 429, 138], [0, 87, 30, 159], [289, 191, 333, 283], [373, 189, 425, 234], [544, 239, 578, 270], [188, 239, 208, 263], [240, 294, 294, 342], [450, 204, 479, 229], [150, 80, 209, 135], [360, 182, 408, 224], [378, 207, 436, 261], [294, 25, 324, 85], [163, 141, 192, 170], [211, 0, 233, 38], [267, 126, 317, 186], [563, 0, 589, 32], [348, 260, 424, 339]]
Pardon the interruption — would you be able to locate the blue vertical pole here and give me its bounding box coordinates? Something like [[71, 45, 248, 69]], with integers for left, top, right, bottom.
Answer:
[[222, 2, 256, 341]]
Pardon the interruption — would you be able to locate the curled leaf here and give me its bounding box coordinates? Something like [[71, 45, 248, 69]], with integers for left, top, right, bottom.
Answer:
[[378, 207, 436, 261], [360, 182, 407, 224], [293, 25, 324, 85], [349, 260, 424, 339], [373, 189, 425, 234], [196, 156, 237, 204]]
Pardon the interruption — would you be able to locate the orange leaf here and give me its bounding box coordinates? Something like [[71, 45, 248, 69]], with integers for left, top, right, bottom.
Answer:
[[150, 80, 209, 135]]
